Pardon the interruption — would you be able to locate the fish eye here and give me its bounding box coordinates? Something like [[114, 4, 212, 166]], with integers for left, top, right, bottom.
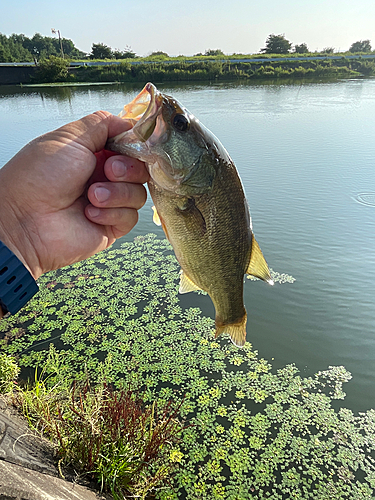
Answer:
[[172, 113, 190, 132]]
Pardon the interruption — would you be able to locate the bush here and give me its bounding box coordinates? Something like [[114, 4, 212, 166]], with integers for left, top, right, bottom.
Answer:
[[35, 56, 69, 82], [204, 49, 225, 57]]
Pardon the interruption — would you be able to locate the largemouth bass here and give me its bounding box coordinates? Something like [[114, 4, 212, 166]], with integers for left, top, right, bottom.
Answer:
[[106, 83, 273, 347]]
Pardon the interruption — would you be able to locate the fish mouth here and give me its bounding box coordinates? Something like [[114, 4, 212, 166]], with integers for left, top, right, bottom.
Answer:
[[117, 82, 163, 142], [105, 83, 202, 192]]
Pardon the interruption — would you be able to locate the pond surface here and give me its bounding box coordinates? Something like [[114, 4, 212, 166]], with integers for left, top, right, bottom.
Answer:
[[1, 78, 375, 413]]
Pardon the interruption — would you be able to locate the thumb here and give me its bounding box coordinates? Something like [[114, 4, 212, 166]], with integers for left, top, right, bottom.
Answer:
[[54, 111, 133, 154]]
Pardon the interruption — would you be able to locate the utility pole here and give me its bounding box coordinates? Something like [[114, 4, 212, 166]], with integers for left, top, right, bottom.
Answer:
[[51, 28, 64, 58]]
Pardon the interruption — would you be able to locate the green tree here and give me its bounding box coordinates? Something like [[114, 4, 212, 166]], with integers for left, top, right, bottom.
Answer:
[[321, 47, 335, 54], [8, 34, 33, 61], [113, 46, 136, 59], [24, 33, 57, 59], [261, 34, 292, 54], [349, 39, 372, 52], [149, 50, 169, 58], [294, 43, 309, 54], [204, 49, 224, 56], [0, 32, 85, 62], [58, 38, 86, 58], [0, 42, 12, 62], [90, 43, 113, 59]]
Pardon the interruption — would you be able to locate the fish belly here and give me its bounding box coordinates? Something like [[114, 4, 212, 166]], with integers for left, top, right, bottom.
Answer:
[[148, 172, 252, 345]]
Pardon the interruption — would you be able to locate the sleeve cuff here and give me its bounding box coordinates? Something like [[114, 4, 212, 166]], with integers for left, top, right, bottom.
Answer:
[[0, 241, 39, 315]]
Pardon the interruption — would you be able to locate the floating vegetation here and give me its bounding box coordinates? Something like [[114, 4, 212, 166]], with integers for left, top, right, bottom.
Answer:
[[0, 234, 374, 499], [247, 268, 296, 284]]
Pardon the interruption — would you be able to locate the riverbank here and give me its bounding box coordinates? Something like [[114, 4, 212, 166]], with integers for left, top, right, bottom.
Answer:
[[0, 395, 108, 500], [49, 57, 375, 84], [2, 55, 374, 85]]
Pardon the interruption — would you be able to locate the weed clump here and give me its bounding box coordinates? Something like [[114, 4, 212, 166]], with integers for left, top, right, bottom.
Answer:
[[16, 354, 184, 499], [0, 354, 19, 393]]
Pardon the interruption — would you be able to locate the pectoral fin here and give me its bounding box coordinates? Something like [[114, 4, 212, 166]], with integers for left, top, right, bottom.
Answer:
[[152, 206, 162, 226], [179, 270, 202, 294], [247, 236, 274, 285], [177, 197, 207, 236]]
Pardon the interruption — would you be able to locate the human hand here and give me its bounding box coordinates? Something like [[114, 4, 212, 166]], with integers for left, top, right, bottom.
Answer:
[[0, 111, 149, 281]]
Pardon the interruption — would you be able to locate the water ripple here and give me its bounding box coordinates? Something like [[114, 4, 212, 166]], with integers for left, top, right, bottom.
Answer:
[[353, 193, 375, 207]]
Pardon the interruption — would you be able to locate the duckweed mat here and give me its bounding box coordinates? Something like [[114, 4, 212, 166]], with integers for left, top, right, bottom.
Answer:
[[1, 234, 374, 499]]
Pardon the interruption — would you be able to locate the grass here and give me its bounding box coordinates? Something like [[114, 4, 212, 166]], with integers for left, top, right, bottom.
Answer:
[[0, 353, 19, 393], [71, 50, 375, 63], [28, 56, 375, 84], [67, 59, 363, 84], [12, 347, 185, 499]]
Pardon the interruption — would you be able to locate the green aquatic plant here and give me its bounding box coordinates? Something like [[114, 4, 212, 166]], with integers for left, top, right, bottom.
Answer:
[[247, 268, 296, 284], [1, 233, 374, 499]]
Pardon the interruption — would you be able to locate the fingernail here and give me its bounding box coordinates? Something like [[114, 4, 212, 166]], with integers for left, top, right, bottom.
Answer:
[[112, 160, 126, 178], [94, 187, 110, 203], [88, 206, 100, 218]]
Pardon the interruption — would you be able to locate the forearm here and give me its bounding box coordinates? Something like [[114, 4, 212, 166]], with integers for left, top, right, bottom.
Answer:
[[0, 155, 43, 281]]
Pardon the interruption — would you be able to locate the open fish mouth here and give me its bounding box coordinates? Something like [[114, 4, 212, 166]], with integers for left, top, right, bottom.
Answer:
[[117, 82, 163, 142], [105, 82, 177, 189]]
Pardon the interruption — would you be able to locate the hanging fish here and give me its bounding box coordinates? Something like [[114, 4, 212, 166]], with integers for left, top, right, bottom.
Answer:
[[106, 83, 273, 347]]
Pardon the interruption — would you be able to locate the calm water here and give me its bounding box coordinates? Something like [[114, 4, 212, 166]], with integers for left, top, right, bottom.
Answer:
[[1, 78, 375, 412]]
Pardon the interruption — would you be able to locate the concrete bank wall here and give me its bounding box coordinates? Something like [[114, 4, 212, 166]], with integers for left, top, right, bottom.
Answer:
[[0, 66, 37, 85]]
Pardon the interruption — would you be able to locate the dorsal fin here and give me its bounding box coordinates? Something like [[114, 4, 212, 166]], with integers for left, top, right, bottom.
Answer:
[[179, 270, 202, 294], [247, 236, 274, 285]]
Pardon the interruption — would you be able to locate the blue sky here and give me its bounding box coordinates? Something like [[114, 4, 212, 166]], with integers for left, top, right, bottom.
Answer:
[[2, 0, 374, 56]]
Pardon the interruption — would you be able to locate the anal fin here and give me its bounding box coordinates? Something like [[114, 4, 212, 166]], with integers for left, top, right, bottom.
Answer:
[[247, 236, 274, 285], [179, 270, 202, 294]]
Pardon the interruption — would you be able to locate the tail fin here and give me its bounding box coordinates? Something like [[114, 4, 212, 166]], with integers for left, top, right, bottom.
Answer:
[[215, 314, 247, 348]]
